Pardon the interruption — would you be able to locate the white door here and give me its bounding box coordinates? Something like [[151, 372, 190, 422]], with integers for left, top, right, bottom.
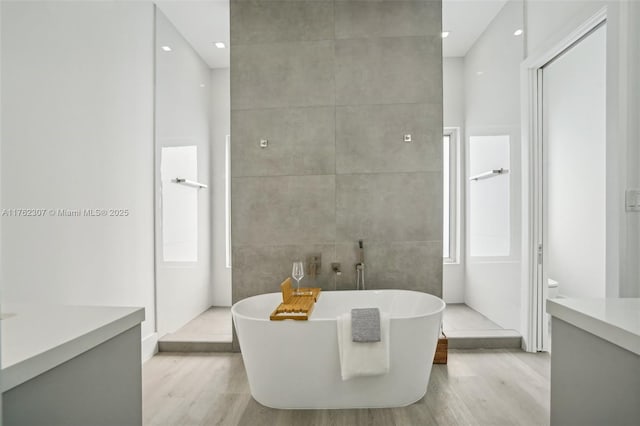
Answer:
[[541, 23, 607, 350]]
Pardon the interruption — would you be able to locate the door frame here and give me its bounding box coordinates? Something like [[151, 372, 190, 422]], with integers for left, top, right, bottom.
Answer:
[[520, 7, 608, 352]]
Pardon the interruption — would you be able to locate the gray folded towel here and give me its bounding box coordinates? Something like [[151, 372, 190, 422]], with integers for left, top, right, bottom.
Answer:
[[351, 308, 381, 343]]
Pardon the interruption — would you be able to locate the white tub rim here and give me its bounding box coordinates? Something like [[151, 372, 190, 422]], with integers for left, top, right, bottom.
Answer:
[[231, 289, 445, 323]]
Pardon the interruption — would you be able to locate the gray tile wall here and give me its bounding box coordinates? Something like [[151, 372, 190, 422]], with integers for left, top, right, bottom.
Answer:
[[230, 0, 443, 307]]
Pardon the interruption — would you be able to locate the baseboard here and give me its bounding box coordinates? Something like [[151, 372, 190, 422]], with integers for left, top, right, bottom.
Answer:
[[141, 332, 158, 362]]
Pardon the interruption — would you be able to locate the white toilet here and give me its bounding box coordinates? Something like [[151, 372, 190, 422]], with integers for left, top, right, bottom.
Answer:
[[547, 278, 559, 299], [546, 278, 560, 350]]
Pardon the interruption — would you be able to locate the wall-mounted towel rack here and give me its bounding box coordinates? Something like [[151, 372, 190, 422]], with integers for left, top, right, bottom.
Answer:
[[174, 177, 208, 189], [469, 168, 509, 182]]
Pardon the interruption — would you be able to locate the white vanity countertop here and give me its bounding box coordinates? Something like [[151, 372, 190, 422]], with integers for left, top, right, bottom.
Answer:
[[1, 304, 145, 392], [546, 298, 640, 355]]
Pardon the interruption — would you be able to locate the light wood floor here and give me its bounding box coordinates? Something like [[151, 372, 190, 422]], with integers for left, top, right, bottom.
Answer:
[[143, 349, 550, 426]]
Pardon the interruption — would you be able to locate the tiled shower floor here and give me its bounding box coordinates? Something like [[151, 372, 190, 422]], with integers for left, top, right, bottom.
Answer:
[[443, 304, 521, 348], [158, 307, 232, 352]]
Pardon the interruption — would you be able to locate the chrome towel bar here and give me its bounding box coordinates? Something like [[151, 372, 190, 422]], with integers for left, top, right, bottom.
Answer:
[[469, 168, 509, 181], [174, 177, 208, 189]]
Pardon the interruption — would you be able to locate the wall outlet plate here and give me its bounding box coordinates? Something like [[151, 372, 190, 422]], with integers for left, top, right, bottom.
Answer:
[[625, 189, 640, 212], [259, 139, 268, 148], [403, 134, 412, 143]]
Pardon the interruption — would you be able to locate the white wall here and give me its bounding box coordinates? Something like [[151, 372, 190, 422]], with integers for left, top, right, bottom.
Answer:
[[1, 0, 4, 419], [210, 68, 232, 307], [155, 9, 212, 335], [458, 0, 640, 340], [1, 2, 156, 344], [443, 58, 465, 128], [543, 24, 607, 299], [525, 0, 640, 298], [443, 57, 465, 303], [525, 0, 607, 60], [625, 0, 640, 297], [464, 0, 523, 332]]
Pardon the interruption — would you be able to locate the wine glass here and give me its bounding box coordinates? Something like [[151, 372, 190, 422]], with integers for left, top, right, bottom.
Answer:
[[292, 261, 304, 291]]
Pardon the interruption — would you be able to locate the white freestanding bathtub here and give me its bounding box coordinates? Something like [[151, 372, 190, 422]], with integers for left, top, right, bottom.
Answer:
[[231, 290, 445, 409]]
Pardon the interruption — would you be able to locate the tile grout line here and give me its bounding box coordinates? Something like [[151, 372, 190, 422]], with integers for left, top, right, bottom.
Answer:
[[232, 171, 443, 180], [333, 0, 338, 271], [231, 101, 443, 113], [231, 34, 443, 49]]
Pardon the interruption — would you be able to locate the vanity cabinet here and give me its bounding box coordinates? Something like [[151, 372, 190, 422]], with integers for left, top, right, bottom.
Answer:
[[1, 305, 145, 426], [547, 298, 640, 426]]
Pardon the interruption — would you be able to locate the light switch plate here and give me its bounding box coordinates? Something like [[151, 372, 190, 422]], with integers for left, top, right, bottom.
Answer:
[[259, 139, 268, 148], [625, 189, 640, 212], [403, 134, 412, 143]]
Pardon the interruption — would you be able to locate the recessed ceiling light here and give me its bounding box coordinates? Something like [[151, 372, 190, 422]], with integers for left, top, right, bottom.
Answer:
[[514, 29, 524, 36], [214, 42, 226, 49], [161, 46, 172, 52], [441, 31, 450, 39]]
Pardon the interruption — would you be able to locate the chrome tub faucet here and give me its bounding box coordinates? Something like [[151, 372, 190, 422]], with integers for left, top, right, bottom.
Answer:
[[356, 240, 365, 290]]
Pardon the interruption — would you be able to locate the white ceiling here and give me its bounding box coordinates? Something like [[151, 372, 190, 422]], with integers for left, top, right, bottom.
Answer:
[[157, 0, 508, 68], [442, 0, 515, 57], [156, 1, 229, 69], [443, 0, 509, 57]]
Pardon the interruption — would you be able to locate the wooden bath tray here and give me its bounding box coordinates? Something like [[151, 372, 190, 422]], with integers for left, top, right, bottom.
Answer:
[[270, 278, 321, 321]]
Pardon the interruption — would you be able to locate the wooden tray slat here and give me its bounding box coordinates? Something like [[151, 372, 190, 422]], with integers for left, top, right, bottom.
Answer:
[[292, 287, 321, 302], [270, 278, 321, 321]]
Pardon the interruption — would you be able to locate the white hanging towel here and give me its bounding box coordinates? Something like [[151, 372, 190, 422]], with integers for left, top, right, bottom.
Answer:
[[336, 311, 390, 380]]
